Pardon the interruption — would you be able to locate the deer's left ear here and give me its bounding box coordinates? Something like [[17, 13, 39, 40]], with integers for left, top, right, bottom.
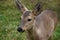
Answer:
[[32, 3, 42, 16]]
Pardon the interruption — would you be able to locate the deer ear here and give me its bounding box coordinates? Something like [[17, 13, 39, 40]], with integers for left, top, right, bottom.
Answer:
[[15, 0, 28, 14], [32, 3, 42, 16]]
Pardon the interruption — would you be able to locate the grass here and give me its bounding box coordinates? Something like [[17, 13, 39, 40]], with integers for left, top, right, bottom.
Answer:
[[0, 0, 60, 40], [0, 0, 26, 40]]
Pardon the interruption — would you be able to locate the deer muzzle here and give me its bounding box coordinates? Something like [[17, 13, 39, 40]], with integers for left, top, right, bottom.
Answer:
[[17, 27, 25, 32]]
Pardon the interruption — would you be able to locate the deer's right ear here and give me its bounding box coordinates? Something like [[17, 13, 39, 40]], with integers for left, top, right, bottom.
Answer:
[[15, 0, 28, 14]]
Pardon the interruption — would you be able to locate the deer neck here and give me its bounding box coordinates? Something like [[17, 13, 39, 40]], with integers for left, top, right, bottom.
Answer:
[[26, 26, 39, 40], [26, 27, 34, 40]]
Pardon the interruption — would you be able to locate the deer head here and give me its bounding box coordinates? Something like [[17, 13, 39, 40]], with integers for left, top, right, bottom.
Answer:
[[16, 0, 41, 32]]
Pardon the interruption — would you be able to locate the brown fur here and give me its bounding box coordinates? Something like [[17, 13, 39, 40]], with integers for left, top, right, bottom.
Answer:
[[20, 10, 58, 40], [16, 0, 58, 40]]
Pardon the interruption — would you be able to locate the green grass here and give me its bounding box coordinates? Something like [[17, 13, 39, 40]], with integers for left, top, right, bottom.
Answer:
[[0, 0, 60, 40], [53, 22, 60, 40], [0, 0, 26, 40]]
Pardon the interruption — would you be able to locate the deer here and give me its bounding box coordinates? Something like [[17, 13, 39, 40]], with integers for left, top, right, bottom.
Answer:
[[15, 0, 58, 40]]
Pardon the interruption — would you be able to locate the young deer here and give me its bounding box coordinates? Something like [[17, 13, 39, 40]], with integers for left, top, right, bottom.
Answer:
[[15, 0, 58, 40]]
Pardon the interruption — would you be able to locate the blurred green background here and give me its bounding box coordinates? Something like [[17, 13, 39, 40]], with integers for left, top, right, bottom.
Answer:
[[0, 0, 60, 40]]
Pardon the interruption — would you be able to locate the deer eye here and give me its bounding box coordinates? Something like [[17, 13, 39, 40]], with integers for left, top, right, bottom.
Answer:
[[27, 19, 31, 21]]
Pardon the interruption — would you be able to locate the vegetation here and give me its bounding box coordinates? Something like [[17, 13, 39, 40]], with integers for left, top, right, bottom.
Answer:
[[0, 0, 60, 40]]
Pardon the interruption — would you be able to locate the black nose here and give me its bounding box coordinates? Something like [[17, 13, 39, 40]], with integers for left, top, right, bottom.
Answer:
[[17, 27, 25, 32]]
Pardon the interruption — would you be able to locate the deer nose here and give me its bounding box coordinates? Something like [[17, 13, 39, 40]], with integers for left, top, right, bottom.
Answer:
[[17, 27, 25, 32]]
